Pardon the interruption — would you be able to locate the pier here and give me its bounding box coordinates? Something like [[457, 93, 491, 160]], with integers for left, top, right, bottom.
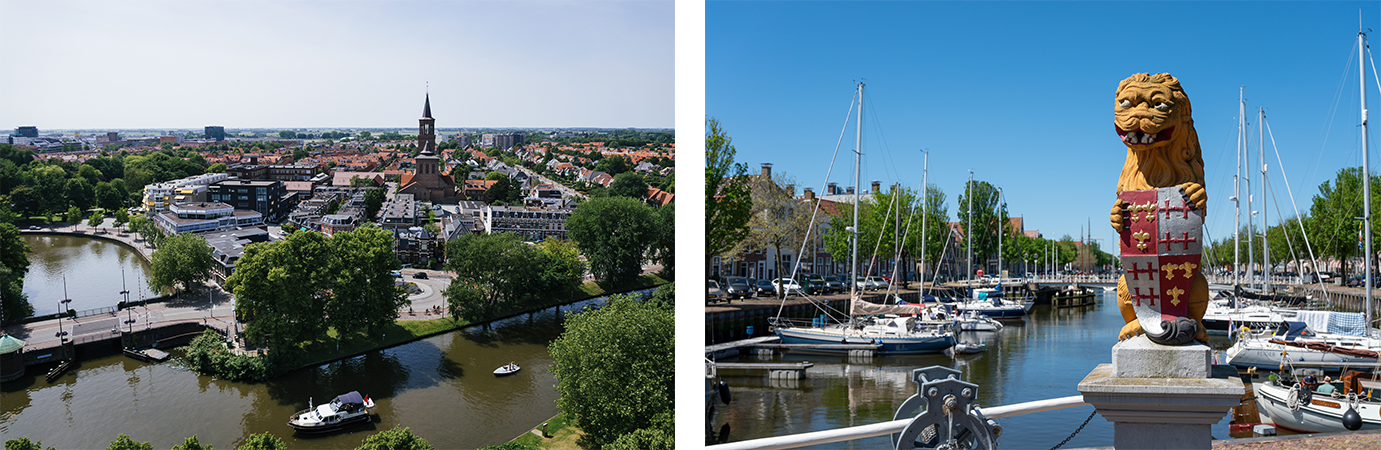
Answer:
[[715, 362, 815, 379]]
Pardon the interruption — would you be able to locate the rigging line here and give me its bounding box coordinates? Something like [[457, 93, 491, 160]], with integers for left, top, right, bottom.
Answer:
[[860, 88, 903, 187], [886, 185, 922, 299], [1309, 39, 1361, 190], [780, 89, 858, 322], [1267, 175, 1306, 277], [1268, 113, 1332, 295], [863, 183, 900, 283], [1369, 44, 1381, 112]]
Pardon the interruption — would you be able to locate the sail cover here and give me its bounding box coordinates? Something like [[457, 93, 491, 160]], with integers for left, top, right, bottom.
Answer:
[[850, 296, 923, 316]]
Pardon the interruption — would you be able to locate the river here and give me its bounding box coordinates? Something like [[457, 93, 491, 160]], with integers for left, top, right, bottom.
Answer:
[[711, 290, 1238, 448], [3, 235, 584, 449], [21, 234, 153, 315]]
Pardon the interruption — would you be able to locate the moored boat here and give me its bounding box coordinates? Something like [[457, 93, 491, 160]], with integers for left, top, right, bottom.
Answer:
[[287, 391, 375, 433], [1255, 371, 1381, 433]]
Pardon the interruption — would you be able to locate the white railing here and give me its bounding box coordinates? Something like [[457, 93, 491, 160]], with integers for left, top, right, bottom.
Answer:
[[711, 395, 1089, 450]]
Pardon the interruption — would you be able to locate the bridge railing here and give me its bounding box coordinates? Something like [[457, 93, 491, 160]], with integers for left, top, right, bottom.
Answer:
[[74, 306, 117, 318], [710, 395, 1088, 450]]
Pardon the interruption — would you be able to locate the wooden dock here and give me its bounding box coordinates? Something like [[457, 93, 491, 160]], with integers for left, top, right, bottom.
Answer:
[[123, 348, 170, 363], [715, 362, 815, 379]]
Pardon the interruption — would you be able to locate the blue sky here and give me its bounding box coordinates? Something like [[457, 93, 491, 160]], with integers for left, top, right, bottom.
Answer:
[[0, 0, 673, 129], [707, 1, 1381, 256]]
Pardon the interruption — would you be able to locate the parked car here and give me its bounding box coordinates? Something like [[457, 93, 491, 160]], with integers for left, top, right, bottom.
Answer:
[[707, 280, 726, 303], [412, 271, 428, 279], [723, 277, 753, 300], [855, 276, 889, 291], [753, 279, 776, 296], [390, 270, 402, 278], [805, 274, 841, 294], [772, 278, 805, 296], [28, 226, 40, 230]]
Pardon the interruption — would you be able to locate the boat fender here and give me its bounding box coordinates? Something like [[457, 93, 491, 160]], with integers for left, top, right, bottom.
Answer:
[[1342, 406, 1363, 431], [718, 380, 732, 405]]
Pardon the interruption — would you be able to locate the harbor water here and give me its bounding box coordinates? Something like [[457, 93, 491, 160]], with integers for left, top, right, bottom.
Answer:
[[3, 235, 584, 449], [21, 234, 153, 315], [711, 290, 1238, 448]]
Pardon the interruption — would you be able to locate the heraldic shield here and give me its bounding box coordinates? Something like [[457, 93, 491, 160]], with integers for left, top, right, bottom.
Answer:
[[1119, 187, 1203, 344]]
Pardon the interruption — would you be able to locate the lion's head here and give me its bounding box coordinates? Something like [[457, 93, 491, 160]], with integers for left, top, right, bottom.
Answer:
[[1114, 73, 1204, 191]]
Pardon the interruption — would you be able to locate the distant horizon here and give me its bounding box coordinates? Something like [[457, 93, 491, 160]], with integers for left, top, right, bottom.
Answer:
[[10, 126, 676, 135]]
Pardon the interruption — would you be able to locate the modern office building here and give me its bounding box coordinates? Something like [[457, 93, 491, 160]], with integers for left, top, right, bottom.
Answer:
[[205, 126, 226, 141], [208, 178, 291, 223], [14, 127, 38, 138], [153, 202, 262, 235], [143, 173, 231, 213]]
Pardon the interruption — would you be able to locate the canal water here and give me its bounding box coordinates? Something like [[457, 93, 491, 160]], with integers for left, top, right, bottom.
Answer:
[[711, 290, 1238, 448], [5, 235, 594, 449], [1, 306, 575, 449], [21, 234, 153, 316]]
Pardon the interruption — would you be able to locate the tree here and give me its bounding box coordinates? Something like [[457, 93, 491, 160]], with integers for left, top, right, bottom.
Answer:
[[105, 435, 153, 450], [1305, 167, 1372, 281], [594, 155, 631, 175], [293, 148, 309, 162], [228, 231, 332, 353], [64, 206, 82, 230], [444, 232, 580, 321], [87, 208, 105, 229], [358, 131, 373, 141], [566, 197, 657, 285], [95, 181, 123, 210], [607, 172, 649, 199], [234, 433, 286, 450], [534, 237, 588, 299], [364, 188, 385, 219], [355, 426, 433, 450], [0, 223, 34, 323], [65, 178, 95, 211], [129, 215, 149, 241], [652, 204, 674, 277], [113, 208, 129, 231], [327, 225, 406, 335], [4, 437, 53, 450], [207, 163, 227, 173], [705, 118, 752, 258], [149, 233, 215, 295], [735, 172, 818, 289], [549, 293, 673, 449], [956, 178, 1004, 278], [171, 436, 213, 450]]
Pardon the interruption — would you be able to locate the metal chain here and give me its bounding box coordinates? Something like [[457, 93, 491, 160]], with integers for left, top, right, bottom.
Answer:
[[1049, 410, 1097, 450]]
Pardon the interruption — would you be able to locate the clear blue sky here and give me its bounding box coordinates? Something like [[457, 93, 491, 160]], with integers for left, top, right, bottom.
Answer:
[[0, 0, 673, 130], [708, 1, 1381, 257]]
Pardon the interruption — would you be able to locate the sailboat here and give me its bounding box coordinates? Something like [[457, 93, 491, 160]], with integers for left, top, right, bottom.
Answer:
[[1251, 29, 1381, 434], [954, 186, 1033, 318], [769, 82, 956, 355]]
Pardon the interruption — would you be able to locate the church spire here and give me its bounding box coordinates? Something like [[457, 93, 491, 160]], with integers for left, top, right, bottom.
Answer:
[[422, 92, 433, 119]]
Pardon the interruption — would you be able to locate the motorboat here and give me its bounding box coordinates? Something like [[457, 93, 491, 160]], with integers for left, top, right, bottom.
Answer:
[[771, 297, 956, 355], [954, 310, 1003, 332], [1255, 370, 1381, 433], [947, 342, 986, 355], [954, 287, 1033, 318], [1201, 297, 1295, 335], [494, 362, 521, 376], [1225, 321, 1380, 372], [287, 391, 375, 433]]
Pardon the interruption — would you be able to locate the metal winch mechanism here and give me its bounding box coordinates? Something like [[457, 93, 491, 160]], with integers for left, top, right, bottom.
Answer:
[[891, 366, 1001, 450]]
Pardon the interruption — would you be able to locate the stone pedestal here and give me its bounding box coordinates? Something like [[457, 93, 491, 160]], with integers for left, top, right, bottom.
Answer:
[[1078, 336, 1244, 450]]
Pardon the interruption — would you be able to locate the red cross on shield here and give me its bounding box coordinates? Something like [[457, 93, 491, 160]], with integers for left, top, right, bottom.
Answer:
[[1119, 187, 1202, 337]]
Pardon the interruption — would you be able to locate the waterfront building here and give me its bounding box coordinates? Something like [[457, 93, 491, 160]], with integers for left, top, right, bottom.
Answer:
[[153, 201, 262, 235], [205, 126, 226, 141], [142, 173, 230, 213], [208, 178, 293, 223], [482, 203, 573, 241]]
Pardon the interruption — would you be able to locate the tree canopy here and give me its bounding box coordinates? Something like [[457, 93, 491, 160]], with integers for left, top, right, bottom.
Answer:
[[355, 426, 432, 450], [0, 223, 33, 323], [607, 172, 649, 199], [566, 197, 658, 285], [149, 233, 215, 295], [549, 292, 674, 449], [444, 233, 584, 322], [705, 118, 752, 258]]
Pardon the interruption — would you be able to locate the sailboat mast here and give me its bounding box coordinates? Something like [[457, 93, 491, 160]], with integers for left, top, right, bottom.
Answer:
[[1245, 103, 1255, 291], [1260, 107, 1269, 289], [998, 187, 1004, 280], [1235, 87, 1243, 287], [921, 152, 928, 288], [1359, 30, 1373, 326], [967, 170, 973, 281], [852, 82, 862, 300]]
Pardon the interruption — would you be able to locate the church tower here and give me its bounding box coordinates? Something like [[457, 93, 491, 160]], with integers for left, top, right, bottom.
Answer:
[[418, 93, 436, 154]]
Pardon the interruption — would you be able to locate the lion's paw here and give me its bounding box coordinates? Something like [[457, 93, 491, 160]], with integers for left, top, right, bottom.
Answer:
[[1179, 182, 1207, 212]]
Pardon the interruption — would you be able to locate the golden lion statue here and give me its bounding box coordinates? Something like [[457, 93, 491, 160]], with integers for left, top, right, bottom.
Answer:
[[1110, 73, 1208, 342]]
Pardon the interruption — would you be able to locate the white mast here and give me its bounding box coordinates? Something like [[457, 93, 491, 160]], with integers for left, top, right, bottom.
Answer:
[[998, 187, 1005, 281], [1360, 30, 1373, 327], [967, 170, 973, 281], [851, 82, 862, 300], [1260, 107, 1269, 290], [920, 151, 928, 287], [1234, 87, 1243, 287]]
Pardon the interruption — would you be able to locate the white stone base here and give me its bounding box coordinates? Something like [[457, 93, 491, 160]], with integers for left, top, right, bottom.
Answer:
[[1078, 364, 1244, 450], [1112, 335, 1211, 378]]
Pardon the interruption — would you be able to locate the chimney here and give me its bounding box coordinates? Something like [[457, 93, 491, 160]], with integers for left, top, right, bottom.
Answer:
[[761, 163, 773, 178], [871, 180, 881, 194], [846, 186, 855, 195], [803, 187, 815, 200], [827, 182, 838, 195]]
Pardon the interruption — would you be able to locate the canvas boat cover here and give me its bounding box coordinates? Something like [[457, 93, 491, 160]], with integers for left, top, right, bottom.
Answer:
[[334, 391, 365, 406], [850, 296, 922, 316], [1271, 321, 1315, 341]]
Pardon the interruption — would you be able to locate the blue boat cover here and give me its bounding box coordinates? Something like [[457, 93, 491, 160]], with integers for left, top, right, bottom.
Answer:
[[1272, 321, 1314, 341], [335, 391, 364, 405]]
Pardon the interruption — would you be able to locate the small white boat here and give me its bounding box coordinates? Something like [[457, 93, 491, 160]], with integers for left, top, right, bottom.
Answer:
[[494, 362, 521, 376], [955, 310, 1003, 332], [946, 342, 986, 356]]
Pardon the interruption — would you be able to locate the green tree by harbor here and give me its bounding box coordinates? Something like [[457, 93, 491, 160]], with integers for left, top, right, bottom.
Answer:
[[444, 233, 583, 322], [170, 436, 213, 450], [234, 433, 286, 450], [328, 225, 407, 335], [566, 197, 657, 285], [549, 291, 674, 449], [149, 233, 215, 295], [355, 426, 433, 450], [112, 208, 129, 231], [705, 118, 752, 262], [229, 230, 333, 354], [86, 208, 105, 229], [0, 223, 33, 323], [63, 206, 82, 230], [736, 171, 815, 289], [957, 178, 1005, 278], [104, 435, 152, 450], [3, 437, 52, 450]]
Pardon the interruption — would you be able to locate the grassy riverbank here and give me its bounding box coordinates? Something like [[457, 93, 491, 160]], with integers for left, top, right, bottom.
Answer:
[[290, 274, 669, 371], [505, 412, 584, 450]]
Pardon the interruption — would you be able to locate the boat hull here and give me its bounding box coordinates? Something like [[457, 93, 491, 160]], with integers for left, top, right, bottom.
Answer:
[[774, 327, 954, 355], [1225, 339, 1379, 371], [287, 412, 372, 434], [1255, 382, 1381, 433]]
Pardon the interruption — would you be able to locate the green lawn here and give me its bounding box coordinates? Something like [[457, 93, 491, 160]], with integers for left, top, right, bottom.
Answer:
[[510, 412, 584, 450]]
